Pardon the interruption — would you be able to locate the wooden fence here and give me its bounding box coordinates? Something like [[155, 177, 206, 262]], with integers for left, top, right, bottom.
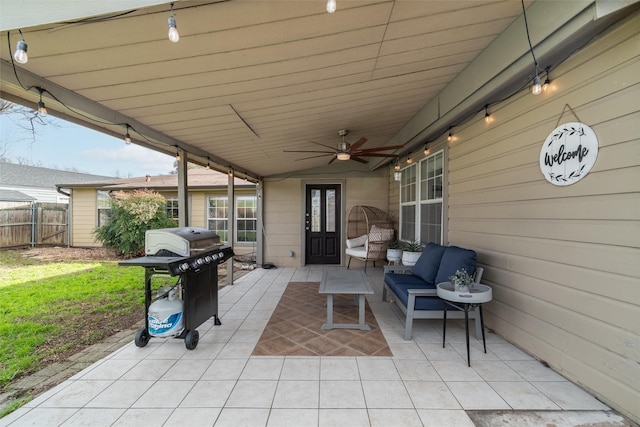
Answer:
[[0, 202, 68, 248]]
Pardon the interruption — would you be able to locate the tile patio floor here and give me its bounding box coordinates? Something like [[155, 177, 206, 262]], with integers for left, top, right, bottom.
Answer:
[[0, 266, 626, 427]]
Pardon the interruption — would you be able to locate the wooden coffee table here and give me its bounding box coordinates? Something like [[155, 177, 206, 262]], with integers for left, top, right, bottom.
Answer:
[[319, 269, 374, 330]]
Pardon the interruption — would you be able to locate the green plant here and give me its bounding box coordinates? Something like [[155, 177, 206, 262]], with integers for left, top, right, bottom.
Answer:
[[386, 239, 403, 250], [94, 189, 177, 257], [403, 240, 423, 252], [449, 268, 474, 288]]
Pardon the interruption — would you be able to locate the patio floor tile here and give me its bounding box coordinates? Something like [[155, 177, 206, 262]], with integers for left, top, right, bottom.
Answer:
[[1, 266, 621, 427]]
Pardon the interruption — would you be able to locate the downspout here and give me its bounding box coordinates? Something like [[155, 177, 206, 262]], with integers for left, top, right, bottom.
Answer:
[[56, 186, 71, 247]]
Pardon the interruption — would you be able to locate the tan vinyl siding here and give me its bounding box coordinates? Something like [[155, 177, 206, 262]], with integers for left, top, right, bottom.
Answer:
[[438, 12, 639, 421], [70, 188, 100, 247], [264, 178, 302, 268]]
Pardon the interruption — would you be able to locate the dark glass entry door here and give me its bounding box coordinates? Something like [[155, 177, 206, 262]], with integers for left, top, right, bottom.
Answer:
[[305, 184, 341, 265]]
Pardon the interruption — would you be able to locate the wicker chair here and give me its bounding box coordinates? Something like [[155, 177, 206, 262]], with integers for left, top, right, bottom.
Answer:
[[345, 205, 395, 272]]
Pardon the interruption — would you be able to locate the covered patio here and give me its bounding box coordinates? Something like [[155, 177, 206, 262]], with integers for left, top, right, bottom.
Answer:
[[0, 266, 622, 427]]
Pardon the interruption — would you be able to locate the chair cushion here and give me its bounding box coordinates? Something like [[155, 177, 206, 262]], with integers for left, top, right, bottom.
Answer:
[[345, 246, 367, 258], [410, 243, 446, 285], [434, 246, 477, 285], [369, 225, 394, 242], [346, 234, 367, 249]]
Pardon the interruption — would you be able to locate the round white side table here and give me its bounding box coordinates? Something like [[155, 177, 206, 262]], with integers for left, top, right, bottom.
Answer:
[[437, 282, 492, 367]]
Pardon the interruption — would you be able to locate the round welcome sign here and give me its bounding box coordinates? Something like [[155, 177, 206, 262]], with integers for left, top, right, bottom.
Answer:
[[539, 122, 598, 186]]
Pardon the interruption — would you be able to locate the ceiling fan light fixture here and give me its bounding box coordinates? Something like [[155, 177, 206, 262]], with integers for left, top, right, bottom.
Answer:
[[337, 152, 351, 161]]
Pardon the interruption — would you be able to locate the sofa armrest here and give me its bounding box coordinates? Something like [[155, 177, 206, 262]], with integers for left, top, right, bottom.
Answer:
[[407, 288, 437, 296], [384, 265, 413, 274]]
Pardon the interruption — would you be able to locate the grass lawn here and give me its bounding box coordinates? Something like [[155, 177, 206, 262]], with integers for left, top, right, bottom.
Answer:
[[0, 249, 155, 406]]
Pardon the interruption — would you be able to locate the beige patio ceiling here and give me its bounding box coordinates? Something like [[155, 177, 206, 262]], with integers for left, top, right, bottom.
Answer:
[[1, 0, 630, 179]]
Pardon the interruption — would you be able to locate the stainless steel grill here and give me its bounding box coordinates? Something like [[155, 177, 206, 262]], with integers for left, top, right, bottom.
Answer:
[[120, 227, 234, 349]]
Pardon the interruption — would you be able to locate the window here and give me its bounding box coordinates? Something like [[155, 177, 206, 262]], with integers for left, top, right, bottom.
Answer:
[[419, 151, 444, 244], [207, 196, 229, 242], [97, 190, 112, 226], [236, 196, 257, 242], [165, 198, 179, 219], [399, 164, 417, 241], [399, 150, 444, 245], [207, 195, 258, 244]]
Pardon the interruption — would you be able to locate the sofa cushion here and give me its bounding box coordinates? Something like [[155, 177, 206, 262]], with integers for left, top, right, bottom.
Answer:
[[384, 280, 445, 310], [346, 234, 367, 249], [434, 246, 477, 284], [410, 242, 446, 285], [384, 273, 431, 292], [369, 225, 394, 242]]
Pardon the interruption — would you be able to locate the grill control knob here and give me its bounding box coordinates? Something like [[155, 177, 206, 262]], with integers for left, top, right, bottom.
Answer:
[[204, 255, 212, 263], [195, 258, 204, 266], [179, 262, 190, 272]]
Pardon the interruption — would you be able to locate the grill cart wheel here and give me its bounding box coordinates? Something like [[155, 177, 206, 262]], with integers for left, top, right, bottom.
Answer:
[[185, 330, 199, 350], [135, 327, 150, 347]]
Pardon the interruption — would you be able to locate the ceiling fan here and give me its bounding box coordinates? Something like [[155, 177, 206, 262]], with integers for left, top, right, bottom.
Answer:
[[284, 130, 403, 164]]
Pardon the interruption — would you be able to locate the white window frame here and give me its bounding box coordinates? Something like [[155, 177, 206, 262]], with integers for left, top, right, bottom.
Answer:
[[96, 190, 112, 226], [399, 149, 445, 245], [236, 195, 257, 243], [207, 195, 258, 244]]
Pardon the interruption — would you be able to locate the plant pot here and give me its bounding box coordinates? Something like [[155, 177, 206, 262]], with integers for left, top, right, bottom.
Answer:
[[401, 250, 421, 266], [387, 248, 402, 263]]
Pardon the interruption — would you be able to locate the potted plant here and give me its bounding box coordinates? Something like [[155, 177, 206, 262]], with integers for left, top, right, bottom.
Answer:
[[449, 268, 474, 293], [401, 240, 423, 266], [386, 239, 403, 264]]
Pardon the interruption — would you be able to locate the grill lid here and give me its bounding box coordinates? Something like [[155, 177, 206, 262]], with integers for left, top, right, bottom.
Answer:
[[145, 227, 221, 257]]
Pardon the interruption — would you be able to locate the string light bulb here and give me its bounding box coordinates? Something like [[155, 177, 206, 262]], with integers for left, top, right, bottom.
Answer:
[[406, 154, 413, 164], [394, 159, 400, 171], [206, 158, 211, 169], [447, 129, 452, 142], [168, 3, 179, 42], [424, 145, 430, 156], [326, 0, 337, 13], [484, 105, 492, 124], [175, 148, 181, 161], [543, 67, 551, 92], [13, 30, 28, 64], [531, 73, 542, 95], [36, 88, 47, 115], [124, 125, 132, 144]]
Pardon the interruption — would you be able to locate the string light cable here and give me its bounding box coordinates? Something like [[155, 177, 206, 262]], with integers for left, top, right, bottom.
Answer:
[[521, 0, 542, 95]]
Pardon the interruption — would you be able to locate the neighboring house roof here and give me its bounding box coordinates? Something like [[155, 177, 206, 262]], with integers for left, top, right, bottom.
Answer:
[[0, 162, 114, 189], [0, 189, 36, 202], [56, 168, 255, 190]]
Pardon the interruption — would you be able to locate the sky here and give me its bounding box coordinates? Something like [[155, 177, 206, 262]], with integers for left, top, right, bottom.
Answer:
[[0, 106, 176, 178]]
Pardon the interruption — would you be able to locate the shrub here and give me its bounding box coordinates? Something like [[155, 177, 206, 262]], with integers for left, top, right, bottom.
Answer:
[[94, 189, 177, 257]]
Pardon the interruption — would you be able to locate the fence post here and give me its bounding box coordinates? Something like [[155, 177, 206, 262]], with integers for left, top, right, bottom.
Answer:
[[30, 201, 37, 247]]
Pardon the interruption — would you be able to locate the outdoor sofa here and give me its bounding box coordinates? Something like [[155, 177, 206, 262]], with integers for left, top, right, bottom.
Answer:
[[382, 242, 484, 340]]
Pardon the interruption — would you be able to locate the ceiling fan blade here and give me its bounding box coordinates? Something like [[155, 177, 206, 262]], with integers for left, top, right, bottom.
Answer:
[[352, 152, 399, 158], [328, 155, 337, 165], [349, 156, 369, 164], [284, 150, 335, 154], [349, 137, 367, 152], [308, 140, 338, 150], [295, 153, 334, 161], [354, 144, 404, 154]]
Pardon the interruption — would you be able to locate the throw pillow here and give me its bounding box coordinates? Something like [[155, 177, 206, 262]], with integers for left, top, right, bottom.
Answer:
[[369, 224, 394, 242], [434, 246, 477, 284], [346, 234, 368, 248], [410, 242, 447, 285]]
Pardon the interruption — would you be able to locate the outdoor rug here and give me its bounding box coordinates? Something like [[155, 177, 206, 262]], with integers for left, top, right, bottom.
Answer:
[[252, 282, 392, 356]]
